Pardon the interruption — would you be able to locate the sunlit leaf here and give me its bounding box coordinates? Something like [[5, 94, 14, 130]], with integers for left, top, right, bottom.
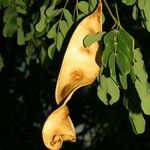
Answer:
[[102, 40, 114, 67], [103, 29, 116, 45], [3, 6, 16, 23], [40, 46, 46, 65], [16, 6, 27, 14], [106, 77, 120, 105], [48, 43, 56, 59], [138, 0, 146, 9], [100, 75, 107, 91], [135, 80, 150, 115], [133, 48, 148, 83], [47, 9, 63, 19], [77, 1, 89, 14], [56, 32, 64, 51], [116, 51, 130, 75], [89, 0, 97, 11], [109, 52, 116, 78], [117, 38, 133, 61], [83, 32, 105, 47], [25, 24, 35, 41], [130, 65, 136, 82], [26, 42, 34, 56], [129, 112, 145, 134], [3, 22, 17, 37], [36, 5, 47, 32], [46, 0, 57, 17], [97, 85, 108, 105], [17, 28, 25, 45], [59, 20, 68, 37], [63, 9, 73, 27], [132, 5, 138, 20], [47, 22, 58, 39], [119, 74, 127, 89], [118, 28, 134, 51], [145, 20, 150, 32]]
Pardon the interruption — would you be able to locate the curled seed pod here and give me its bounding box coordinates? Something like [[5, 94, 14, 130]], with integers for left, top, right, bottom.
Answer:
[[55, 1, 103, 104], [42, 105, 76, 150]]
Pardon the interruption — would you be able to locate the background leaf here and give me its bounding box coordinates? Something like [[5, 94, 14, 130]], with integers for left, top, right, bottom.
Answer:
[[129, 112, 145, 134], [77, 1, 89, 14], [56, 32, 63, 51]]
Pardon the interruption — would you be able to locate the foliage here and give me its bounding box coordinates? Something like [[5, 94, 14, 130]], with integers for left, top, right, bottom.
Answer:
[[0, 0, 150, 137]]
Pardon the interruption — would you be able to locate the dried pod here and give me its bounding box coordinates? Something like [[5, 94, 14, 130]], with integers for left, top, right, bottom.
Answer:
[[42, 105, 76, 150], [55, 1, 103, 104]]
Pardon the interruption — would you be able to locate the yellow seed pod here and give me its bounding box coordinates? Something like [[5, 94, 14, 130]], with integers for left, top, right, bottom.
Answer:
[[55, 1, 103, 104], [42, 105, 76, 150]]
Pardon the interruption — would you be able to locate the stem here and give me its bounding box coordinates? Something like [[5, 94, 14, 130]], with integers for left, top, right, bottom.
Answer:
[[76, 0, 79, 17], [103, 0, 123, 29], [114, 2, 120, 30], [115, 2, 120, 23], [103, 0, 118, 24]]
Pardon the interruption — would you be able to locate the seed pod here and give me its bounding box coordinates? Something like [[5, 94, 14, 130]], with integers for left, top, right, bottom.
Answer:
[[55, 1, 103, 104], [42, 105, 76, 150]]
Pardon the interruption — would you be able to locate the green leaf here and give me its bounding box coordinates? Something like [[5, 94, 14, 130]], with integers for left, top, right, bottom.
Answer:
[[63, 9, 73, 27], [25, 24, 35, 41], [118, 28, 134, 51], [47, 22, 58, 39], [83, 32, 105, 47], [46, 0, 57, 17], [138, 0, 146, 9], [133, 48, 148, 83], [122, 0, 136, 5], [3, 6, 16, 23], [102, 13, 105, 24], [106, 77, 120, 105], [46, 9, 63, 20], [117, 37, 133, 61], [16, 17, 25, 45], [15, 0, 26, 7], [102, 41, 114, 67], [116, 51, 130, 75], [0, 54, 4, 71], [145, 20, 150, 32], [97, 85, 108, 105], [48, 43, 56, 59], [132, 5, 138, 20], [100, 75, 107, 91], [109, 52, 116, 78], [16, 6, 27, 15], [129, 112, 145, 134], [26, 42, 34, 56], [40, 46, 46, 65], [135, 80, 150, 115], [3, 22, 17, 37], [77, 1, 89, 14], [104, 30, 116, 45], [17, 28, 25, 45], [119, 74, 128, 89], [89, 0, 97, 11], [144, 1, 150, 20], [35, 5, 47, 32], [59, 20, 68, 37], [130, 65, 136, 82], [56, 32, 64, 51]]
